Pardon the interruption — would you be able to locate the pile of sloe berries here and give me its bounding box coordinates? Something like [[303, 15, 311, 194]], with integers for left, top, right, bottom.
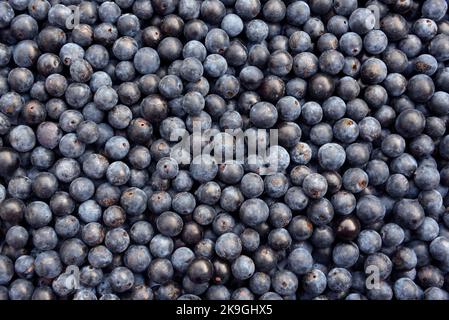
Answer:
[[1, 0, 449, 301]]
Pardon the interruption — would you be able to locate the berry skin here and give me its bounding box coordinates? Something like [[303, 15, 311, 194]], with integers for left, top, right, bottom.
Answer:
[[303, 173, 328, 199], [215, 233, 242, 261], [288, 248, 313, 275]]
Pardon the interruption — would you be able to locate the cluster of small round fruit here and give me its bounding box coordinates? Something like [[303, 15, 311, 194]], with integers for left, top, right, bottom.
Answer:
[[1, 0, 449, 300]]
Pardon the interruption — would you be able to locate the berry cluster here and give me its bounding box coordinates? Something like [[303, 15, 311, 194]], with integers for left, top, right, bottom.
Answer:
[[1, 0, 449, 300]]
